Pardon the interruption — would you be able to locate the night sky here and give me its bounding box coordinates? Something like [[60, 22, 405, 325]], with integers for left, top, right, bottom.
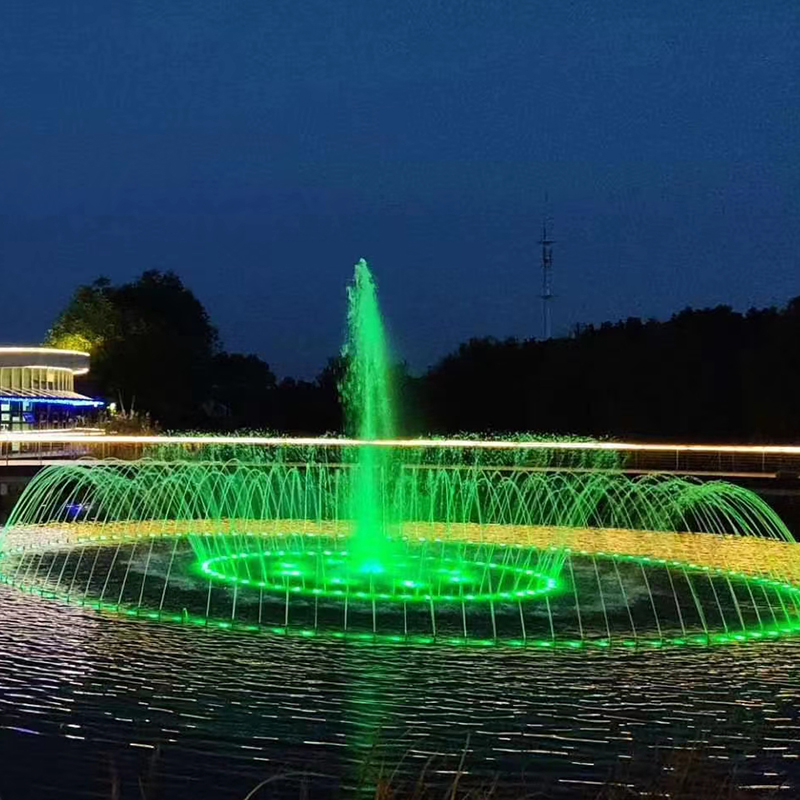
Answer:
[[1, 1, 798, 378]]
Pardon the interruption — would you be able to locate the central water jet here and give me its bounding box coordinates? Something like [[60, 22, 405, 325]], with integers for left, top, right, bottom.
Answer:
[[341, 259, 396, 574]]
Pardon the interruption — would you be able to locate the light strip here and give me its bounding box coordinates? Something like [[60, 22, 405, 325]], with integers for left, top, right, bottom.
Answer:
[[0, 432, 798, 454], [0, 347, 90, 357], [17, 365, 74, 372], [0, 397, 104, 408], [3, 427, 106, 436]]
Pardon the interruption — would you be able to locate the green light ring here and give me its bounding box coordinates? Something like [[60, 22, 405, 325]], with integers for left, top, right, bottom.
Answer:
[[4, 569, 800, 652], [3, 529, 800, 602], [4, 526, 797, 592], [6, 519, 799, 588], [4, 528, 799, 600], [3, 527, 800, 649], [197, 548, 559, 604]]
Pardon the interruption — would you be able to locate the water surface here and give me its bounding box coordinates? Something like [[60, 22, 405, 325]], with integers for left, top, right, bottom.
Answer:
[[2, 585, 799, 798]]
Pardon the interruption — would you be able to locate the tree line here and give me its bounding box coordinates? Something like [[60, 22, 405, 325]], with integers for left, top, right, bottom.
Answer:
[[48, 271, 800, 441]]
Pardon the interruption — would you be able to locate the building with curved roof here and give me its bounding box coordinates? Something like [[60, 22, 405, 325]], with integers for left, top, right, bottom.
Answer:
[[0, 347, 103, 431]]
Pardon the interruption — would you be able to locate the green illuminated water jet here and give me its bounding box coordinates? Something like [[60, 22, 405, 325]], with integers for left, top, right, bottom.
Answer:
[[342, 259, 396, 572], [2, 258, 800, 649]]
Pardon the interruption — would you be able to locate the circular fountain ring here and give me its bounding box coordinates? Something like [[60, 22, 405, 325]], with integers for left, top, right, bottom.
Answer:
[[4, 519, 800, 649], [197, 546, 559, 605]]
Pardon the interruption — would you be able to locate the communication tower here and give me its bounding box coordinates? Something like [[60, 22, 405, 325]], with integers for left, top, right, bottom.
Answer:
[[539, 201, 554, 340]]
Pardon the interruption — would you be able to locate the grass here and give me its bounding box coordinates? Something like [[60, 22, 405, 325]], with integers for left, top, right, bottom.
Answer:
[[124, 740, 786, 799]]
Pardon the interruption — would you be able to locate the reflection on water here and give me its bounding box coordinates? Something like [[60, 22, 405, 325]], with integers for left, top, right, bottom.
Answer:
[[1, 585, 800, 799]]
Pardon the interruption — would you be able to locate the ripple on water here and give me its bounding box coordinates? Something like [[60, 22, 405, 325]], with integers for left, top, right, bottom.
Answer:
[[1, 585, 800, 798]]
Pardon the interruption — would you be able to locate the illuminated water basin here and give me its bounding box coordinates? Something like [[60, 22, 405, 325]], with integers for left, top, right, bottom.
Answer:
[[4, 514, 800, 649]]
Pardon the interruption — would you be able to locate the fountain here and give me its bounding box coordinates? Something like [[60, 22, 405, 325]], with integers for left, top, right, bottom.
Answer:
[[341, 258, 397, 573], [2, 260, 800, 648]]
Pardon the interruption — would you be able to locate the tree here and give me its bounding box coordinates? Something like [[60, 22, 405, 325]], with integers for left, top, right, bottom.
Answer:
[[46, 271, 224, 428], [46, 277, 118, 353], [209, 352, 277, 429], [419, 298, 800, 442]]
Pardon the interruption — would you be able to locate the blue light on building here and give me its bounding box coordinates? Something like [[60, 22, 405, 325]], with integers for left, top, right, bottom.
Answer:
[[0, 347, 104, 430]]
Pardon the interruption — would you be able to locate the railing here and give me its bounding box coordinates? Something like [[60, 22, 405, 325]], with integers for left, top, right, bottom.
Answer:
[[0, 433, 800, 477]]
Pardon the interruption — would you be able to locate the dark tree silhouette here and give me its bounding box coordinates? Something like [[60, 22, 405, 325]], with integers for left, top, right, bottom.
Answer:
[[46, 271, 800, 440], [422, 300, 800, 442], [209, 353, 277, 430], [47, 271, 276, 429]]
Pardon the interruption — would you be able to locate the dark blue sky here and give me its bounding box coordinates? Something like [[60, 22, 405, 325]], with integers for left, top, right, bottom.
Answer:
[[1, 1, 798, 377]]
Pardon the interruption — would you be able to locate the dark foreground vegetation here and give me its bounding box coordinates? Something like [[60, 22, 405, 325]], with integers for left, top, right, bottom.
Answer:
[[48, 271, 800, 441], [0, 726, 778, 799]]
